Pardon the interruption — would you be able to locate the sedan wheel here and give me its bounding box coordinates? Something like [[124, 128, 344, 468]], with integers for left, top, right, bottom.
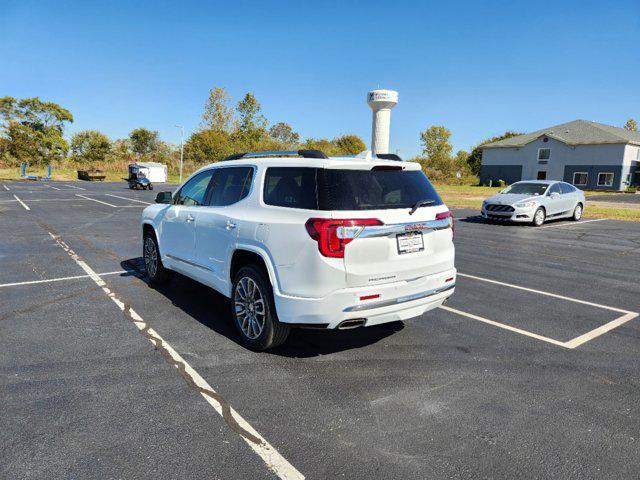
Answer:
[[533, 208, 545, 227], [572, 204, 583, 221]]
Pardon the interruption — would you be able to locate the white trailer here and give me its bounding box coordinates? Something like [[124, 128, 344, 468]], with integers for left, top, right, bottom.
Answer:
[[131, 162, 167, 183]]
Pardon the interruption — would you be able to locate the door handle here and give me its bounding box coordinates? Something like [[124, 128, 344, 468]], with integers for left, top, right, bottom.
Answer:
[[186, 214, 195, 223], [226, 220, 237, 230]]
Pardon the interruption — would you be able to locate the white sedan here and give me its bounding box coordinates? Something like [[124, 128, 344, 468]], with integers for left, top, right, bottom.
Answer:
[[481, 180, 586, 227]]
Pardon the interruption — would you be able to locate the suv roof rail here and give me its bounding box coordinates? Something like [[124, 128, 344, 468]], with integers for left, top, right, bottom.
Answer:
[[222, 149, 328, 161], [375, 153, 403, 162]]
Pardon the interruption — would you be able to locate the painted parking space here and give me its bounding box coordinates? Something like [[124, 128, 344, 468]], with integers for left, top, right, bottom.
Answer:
[[2, 182, 640, 479]]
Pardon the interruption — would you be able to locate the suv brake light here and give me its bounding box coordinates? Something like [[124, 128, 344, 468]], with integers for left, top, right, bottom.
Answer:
[[305, 218, 383, 258], [436, 210, 454, 239]]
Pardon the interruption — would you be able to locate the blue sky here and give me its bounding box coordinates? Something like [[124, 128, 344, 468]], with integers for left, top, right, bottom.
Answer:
[[1, 0, 639, 157]]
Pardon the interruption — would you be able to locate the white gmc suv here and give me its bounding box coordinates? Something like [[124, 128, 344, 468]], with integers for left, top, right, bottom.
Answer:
[[141, 150, 456, 350]]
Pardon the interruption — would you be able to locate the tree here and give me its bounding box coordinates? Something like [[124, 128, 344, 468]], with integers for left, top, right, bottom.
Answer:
[[201, 87, 234, 132], [235, 93, 267, 146], [70, 130, 111, 163], [333, 134, 366, 155], [420, 125, 453, 160], [466, 131, 523, 176], [185, 129, 236, 165], [302, 138, 338, 156], [624, 118, 638, 132], [0, 96, 73, 165], [268, 122, 299, 147], [129, 128, 160, 156], [454, 150, 470, 175]]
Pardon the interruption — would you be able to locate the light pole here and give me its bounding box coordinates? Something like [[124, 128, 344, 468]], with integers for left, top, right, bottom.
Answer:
[[175, 125, 184, 183]]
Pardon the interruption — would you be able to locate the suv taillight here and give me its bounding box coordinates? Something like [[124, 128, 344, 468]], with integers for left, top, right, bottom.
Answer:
[[436, 210, 454, 239], [305, 218, 383, 258]]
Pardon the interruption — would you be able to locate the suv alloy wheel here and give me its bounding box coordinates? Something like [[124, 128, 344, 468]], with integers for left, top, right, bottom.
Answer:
[[232, 265, 290, 350], [143, 232, 172, 285]]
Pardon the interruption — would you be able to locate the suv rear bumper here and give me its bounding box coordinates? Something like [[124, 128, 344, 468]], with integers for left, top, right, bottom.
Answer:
[[274, 268, 456, 329]]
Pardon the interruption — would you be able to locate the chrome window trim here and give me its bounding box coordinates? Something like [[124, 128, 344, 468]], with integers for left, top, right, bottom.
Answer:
[[166, 254, 213, 272]]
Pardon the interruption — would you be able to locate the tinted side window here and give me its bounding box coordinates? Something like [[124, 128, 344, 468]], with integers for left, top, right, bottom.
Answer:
[[548, 183, 561, 195], [560, 183, 575, 194], [264, 167, 318, 209], [174, 170, 214, 206], [208, 167, 254, 207]]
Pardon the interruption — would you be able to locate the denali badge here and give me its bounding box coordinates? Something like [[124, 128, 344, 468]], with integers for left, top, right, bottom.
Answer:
[[405, 223, 427, 232], [369, 275, 396, 282]]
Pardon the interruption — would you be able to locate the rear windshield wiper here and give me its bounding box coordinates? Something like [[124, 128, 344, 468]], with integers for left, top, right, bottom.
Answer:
[[409, 199, 435, 215]]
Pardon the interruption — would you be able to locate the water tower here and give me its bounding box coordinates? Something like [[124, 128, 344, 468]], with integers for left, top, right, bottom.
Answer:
[[367, 89, 398, 155]]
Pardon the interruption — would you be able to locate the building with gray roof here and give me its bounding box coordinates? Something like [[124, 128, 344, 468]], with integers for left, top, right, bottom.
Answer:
[[480, 120, 640, 191]]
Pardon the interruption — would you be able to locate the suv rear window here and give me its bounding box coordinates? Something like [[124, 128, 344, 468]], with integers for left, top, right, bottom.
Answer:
[[318, 169, 442, 210], [263, 167, 443, 211]]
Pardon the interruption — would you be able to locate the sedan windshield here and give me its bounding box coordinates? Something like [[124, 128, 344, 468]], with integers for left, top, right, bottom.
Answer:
[[501, 183, 548, 196]]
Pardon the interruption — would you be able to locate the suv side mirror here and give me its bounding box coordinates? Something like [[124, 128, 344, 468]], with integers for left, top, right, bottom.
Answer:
[[155, 191, 173, 204], [550, 192, 560, 199]]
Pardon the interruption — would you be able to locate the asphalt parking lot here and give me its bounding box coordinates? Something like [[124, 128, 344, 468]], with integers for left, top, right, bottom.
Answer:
[[2, 180, 640, 479]]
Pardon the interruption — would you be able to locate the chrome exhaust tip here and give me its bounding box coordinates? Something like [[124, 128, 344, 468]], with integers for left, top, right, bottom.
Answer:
[[337, 318, 367, 330]]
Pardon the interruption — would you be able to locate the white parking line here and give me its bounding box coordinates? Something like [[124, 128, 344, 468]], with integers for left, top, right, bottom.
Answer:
[[451, 272, 639, 348], [564, 312, 639, 349], [105, 194, 152, 204], [538, 218, 607, 229], [75, 194, 118, 207], [63, 184, 86, 190], [0, 270, 126, 288], [0, 198, 82, 203], [440, 305, 567, 348], [457, 272, 629, 313], [13, 195, 30, 210], [44, 184, 61, 190], [2, 184, 9, 191], [47, 231, 304, 480]]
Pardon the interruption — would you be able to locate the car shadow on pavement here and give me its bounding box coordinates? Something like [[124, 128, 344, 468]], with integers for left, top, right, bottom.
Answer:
[[458, 216, 530, 227], [121, 258, 402, 357]]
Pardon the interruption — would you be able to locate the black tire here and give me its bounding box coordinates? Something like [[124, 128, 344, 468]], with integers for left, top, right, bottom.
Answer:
[[572, 203, 583, 221], [232, 265, 290, 350], [143, 231, 171, 285], [148, 184, 153, 191], [129, 183, 134, 189], [532, 207, 546, 227]]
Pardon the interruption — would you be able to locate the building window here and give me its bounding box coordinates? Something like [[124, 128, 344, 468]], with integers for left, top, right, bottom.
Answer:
[[573, 172, 588, 186], [538, 160, 548, 165], [597, 172, 614, 187], [538, 148, 550, 160]]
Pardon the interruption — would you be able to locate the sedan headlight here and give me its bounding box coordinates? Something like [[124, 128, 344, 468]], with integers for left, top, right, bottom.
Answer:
[[515, 201, 537, 208]]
